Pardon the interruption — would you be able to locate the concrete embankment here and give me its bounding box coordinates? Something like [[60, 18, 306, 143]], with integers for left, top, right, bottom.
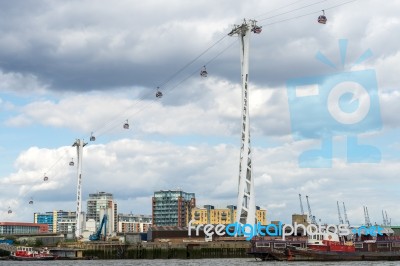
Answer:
[[73, 241, 251, 259]]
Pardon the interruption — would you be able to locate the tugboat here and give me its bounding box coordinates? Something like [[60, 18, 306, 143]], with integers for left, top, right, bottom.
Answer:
[[9, 246, 58, 261]]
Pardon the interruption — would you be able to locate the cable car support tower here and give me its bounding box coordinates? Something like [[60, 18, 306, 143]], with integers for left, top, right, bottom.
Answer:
[[229, 19, 261, 225], [72, 139, 86, 238]]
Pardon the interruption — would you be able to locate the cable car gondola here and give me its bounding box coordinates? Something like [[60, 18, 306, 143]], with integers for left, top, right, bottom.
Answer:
[[8, 207, 12, 214], [90, 132, 96, 141], [123, 119, 129, 129], [69, 158, 74, 166], [156, 87, 163, 98], [318, 10, 327, 24], [43, 174, 48, 182], [29, 198, 34, 205], [251, 25, 262, 34], [200, 66, 208, 77]]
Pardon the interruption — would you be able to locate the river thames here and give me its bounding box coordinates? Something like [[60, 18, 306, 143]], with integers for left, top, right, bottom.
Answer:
[[0, 259, 399, 266]]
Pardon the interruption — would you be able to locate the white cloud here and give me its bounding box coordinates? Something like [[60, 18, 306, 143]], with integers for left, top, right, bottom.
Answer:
[[0, 0, 399, 227]]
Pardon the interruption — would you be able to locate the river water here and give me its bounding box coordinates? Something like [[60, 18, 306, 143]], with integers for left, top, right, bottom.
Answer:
[[0, 259, 398, 266]]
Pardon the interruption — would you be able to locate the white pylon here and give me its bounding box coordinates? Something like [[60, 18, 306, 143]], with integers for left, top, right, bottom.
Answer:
[[229, 19, 261, 225], [72, 139, 86, 238]]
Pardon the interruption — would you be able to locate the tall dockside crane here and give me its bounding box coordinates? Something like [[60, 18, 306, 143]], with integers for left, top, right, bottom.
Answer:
[[337, 201, 344, 224], [386, 211, 391, 226], [343, 202, 350, 227], [306, 195, 317, 224], [364, 206, 372, 226], [382, 210, 391, 226], [299, 194, 304, 215]]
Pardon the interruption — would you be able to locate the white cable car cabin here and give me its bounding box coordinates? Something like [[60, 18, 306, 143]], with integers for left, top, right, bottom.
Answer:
[[8, 207, 12, 214], [43, 175, 48, 182], [123, 120, 129, 129], [318, 10, 327, 24], [90, 132, 96, 141], [252, 25, 262, 34], [156, 87, 163, 98], [29, 199, 33, 205], [69, 158, 74, 166], [200, 66, 208, 77]]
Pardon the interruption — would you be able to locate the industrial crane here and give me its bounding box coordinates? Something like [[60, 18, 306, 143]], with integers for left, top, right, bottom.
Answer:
[[343, 202, 350, 227], [382, 210, 391, 226], [337, 201, 344, 224], [386, 211, 391, 226], [306, 195, 316, 224], [299, 194, 304, 215], [364, 206, 372, 226], [89, 214, 108, 241], [382, 210, 387, 226]]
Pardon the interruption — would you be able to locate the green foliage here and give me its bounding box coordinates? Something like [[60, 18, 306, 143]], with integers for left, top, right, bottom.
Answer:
[[34, 239, 44, 247], [0, 250, 10, 257]]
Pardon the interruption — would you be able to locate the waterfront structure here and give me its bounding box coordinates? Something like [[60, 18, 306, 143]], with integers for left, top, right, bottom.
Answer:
[[292, 214, 309, 226], [86, 191, 118, 234], [229, 20, 262, 225], [34, 210, 76, 234], [152, 189, 196, 227], [0, 222, 48, 235], [191, 205, 267, 225], [72, 139, 85, 238], [118, 213, 152, 233]]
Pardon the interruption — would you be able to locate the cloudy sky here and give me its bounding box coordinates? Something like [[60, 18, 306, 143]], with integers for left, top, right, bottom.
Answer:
[[1, 0, 399, 227]]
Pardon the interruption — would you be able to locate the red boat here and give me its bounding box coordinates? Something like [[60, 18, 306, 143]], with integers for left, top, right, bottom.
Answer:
[[10, 246, 58, 261], [249, 231, 400, 261]]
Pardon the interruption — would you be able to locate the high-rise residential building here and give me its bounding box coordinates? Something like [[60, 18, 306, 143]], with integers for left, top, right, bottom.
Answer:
[[34, 210, 76, 234], [152, 189, 196, 227], [86, 192, 118, 234], [118, 214, 152, 233], [191, 205, 267, 225]]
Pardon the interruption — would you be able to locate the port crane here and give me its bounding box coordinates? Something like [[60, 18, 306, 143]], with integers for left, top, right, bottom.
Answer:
[[306, 195, 316, 224], [382, 210, 387, 226], [343, 202, 350, 227], [386, 211, 391, 226], [364, 206, 372, 226], [89, 214, 108, 241], [337, 201, 344, 224], [382, 210, 391, 226], [299, 194, 304, 215]]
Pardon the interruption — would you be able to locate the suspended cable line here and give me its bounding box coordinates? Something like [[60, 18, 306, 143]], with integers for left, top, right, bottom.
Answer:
[[257, 0, 328, 22], [259, 0, 358, 26], [157, 34, 229, 89], [97, 39, 238, 138], [7, 0, 361, 208], [254, 0, 313, 19]]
